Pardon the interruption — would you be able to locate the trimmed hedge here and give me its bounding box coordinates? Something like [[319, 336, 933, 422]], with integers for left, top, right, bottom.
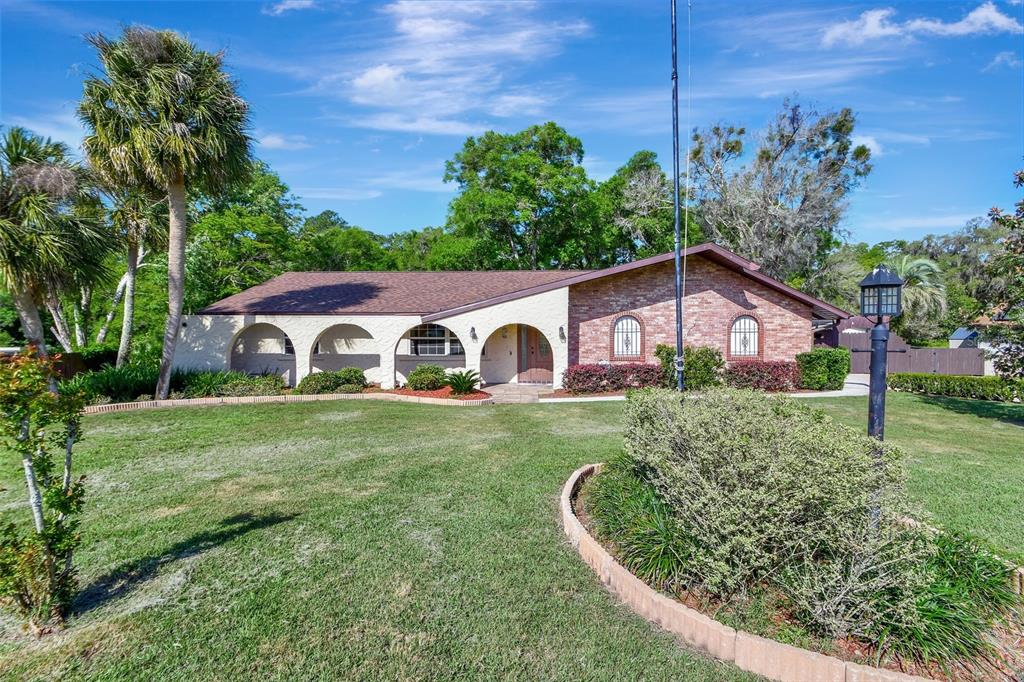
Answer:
[[654, 344, 724, 390], [796, 347, 850, 390], [723, 360, 801, 391], [296, 368, 367, 395], [888, 373, 1024, 402], [406, 364, 448, 391], [561, 363, 664, 394]]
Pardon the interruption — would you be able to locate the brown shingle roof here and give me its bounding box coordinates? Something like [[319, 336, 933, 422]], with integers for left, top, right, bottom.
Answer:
[[199, 270, 590, 315]]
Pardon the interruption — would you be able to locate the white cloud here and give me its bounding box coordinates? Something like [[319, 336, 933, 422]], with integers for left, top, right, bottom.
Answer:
[[983, 50, 1023, 71], [852, 135, 883, 157], [3, 106, 85, 151], [366, 164, 453, 193], [257, 132, 312, 150], [263, 0, 315, 16], [332, 1, 588, 135], [823, 2, 1023, 47]]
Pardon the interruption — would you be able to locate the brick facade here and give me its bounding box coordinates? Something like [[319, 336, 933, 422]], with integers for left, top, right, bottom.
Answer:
[[568, 257, 814, 365]]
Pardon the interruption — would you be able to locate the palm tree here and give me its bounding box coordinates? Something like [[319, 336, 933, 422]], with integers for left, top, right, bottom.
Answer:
[[79, 26, 251, 398], [0, 127, 111, 357], [886, 255, 947, 319]]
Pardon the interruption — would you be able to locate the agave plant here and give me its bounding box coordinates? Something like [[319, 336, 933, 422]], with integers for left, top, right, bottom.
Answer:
[[445, 369, 481, 395]]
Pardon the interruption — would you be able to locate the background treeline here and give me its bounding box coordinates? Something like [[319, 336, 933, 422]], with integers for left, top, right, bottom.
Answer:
[[1, 26, 1016, 377]]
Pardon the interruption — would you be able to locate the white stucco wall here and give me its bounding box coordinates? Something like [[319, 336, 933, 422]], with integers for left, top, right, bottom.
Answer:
[[429, 286, 569, 389], [173, 285, 570, 390]]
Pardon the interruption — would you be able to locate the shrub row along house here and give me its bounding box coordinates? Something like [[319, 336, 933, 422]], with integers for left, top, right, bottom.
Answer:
[[172, 243, 850, 389]]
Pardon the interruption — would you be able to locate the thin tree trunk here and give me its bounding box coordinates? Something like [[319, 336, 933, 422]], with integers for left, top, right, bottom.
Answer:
[[73, 286, 91, 348], [156, 172, 187, 399], [95, 243, 146, 345], [18, 420, 45, 534], [116, 241, 139, 367], [44, 286, 73, 353]]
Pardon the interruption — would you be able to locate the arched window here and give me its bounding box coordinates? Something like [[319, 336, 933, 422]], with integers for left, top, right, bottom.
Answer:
[[730, 315, 759, 357], [613, 315, 642, 358]]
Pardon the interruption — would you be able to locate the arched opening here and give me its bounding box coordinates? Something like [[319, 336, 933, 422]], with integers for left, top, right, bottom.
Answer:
[[229, 323, 297, 386], [310, 324, 380, 384], [393, 323, 466, 386], [481, 324, 553, 385], [729, 314, 761, 359]]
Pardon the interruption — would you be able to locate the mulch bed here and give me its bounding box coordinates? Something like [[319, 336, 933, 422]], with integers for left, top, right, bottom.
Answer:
[[367, 386, 492, 401]]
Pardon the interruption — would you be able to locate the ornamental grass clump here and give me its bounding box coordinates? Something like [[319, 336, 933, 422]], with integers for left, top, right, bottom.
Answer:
[[598, 387, 1021, 664]]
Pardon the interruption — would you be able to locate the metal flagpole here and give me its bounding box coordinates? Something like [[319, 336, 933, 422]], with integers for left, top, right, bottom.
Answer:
[[671, 0, 685, 391]]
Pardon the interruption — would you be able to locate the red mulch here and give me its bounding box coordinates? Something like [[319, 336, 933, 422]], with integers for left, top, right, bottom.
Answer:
[[545, 389, 629, 398], [370, 386, 492, 401]]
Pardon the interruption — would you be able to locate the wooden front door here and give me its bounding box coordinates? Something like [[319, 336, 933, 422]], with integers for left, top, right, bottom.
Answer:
[[517, 326, 553, 384]]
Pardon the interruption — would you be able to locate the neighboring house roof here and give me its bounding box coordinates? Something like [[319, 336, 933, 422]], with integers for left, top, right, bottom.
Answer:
[[950, 327, 980, 341], [199, 243, 850, 321]]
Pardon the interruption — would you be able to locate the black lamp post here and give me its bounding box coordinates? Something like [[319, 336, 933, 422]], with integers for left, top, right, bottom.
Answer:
[[859, 265, 904, 440]]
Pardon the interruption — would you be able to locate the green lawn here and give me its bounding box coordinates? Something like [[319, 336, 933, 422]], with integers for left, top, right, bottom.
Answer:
[[0, 393, 1019, 679]]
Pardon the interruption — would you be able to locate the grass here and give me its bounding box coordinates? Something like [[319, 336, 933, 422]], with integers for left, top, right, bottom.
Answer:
[[0, 401, 753, 681], [0, 392, 1019, 679], [811, 392, 1024, 563]]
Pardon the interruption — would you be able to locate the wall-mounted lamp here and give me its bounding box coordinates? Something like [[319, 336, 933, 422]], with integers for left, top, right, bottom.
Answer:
[[559, 326, 566, 342], [470, 326, 477, 341]]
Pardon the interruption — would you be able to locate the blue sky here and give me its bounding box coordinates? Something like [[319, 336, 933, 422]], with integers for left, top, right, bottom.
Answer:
[[2, 0, 1022, 244]]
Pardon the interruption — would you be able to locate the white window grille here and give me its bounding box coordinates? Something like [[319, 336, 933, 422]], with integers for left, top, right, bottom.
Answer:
[[730, 316, 759, 357], [613, 316, 641, 357], [409, 324, 464, 356]]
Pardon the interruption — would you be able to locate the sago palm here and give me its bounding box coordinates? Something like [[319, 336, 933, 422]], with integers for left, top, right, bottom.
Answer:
[[886, 255, 947, 319], [0, 127, 111, 356], [79, 26, 251, 397]]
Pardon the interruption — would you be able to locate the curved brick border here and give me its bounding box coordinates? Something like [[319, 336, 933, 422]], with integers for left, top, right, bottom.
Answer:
[[560, 463, 932, 682], [84, 391, 492, 414]]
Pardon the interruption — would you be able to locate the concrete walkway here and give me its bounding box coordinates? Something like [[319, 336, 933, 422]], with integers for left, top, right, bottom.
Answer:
[[484, 383, 553, 404], [791, 373, 869, 399]]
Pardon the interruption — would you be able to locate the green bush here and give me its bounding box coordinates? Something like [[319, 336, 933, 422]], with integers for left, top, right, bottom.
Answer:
[[654, 344, 724, 390], [796, 347, 850, 390], [61, 363, 158, 403], [336, 366, 367, 387], [888, 373, 1024, 402], [406, 364, 447, 391], [296, 368, 367, 395], [446, 369, 480, 395], [336, 384, 364, 394], [217, 373, 287, 397], [606, 387, 1021, 661]]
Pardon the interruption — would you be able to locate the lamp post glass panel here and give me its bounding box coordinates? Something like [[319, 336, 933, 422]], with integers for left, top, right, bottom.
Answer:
[[859, 265, 904, 440]]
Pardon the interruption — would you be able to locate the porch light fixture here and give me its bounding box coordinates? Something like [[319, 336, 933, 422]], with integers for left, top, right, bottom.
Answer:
[[859, 265, 903, 319], [559, 326, 565, 342], [470, 326, 477, 341], [858, 265, 905, 442]]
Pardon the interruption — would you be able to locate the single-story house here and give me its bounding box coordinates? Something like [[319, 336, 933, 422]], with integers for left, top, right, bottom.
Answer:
[[948, 326, 981, 348], [172, 243, 850, 389]]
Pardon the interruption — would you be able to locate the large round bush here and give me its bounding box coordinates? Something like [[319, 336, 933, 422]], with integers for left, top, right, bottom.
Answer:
[[406, 364, 447, 391]]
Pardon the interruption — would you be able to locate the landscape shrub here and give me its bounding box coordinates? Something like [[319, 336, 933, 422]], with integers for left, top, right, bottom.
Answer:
[[335, 366, 367, 387], [336, 384, 364, 394], [170, 369, 244, 397], [445, 369, 480, 395], [561, 363, 664, 394], [406, 364, 448, 391], [215, 374, 286, 397], [723, 360, 800, 391], [888, 373, 1024, 402], [61, 363, 158, 403], [796, 347, 850, 390], [596, 387, 1020, 662], [655, 344, 725, 390], [296, 368, 367, 395]]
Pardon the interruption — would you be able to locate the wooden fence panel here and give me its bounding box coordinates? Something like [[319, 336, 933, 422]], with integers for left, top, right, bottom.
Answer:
[[835, 333, 984, 376]]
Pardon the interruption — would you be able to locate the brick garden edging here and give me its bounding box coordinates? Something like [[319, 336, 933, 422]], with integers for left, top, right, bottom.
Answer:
[[560, 463, 932, 682], [83, 391, 493, 414]]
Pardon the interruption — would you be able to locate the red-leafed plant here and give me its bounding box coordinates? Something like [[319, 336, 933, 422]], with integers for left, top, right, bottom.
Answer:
[[723, 360, 801, 392]]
